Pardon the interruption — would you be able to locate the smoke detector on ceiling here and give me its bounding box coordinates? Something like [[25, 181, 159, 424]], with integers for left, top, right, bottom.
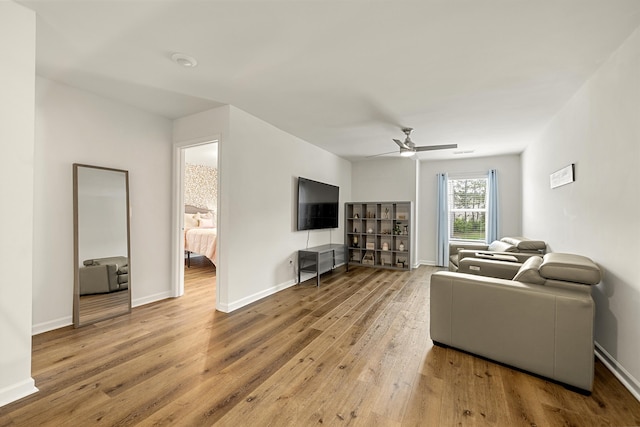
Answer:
[[171, 53, 198, 68]]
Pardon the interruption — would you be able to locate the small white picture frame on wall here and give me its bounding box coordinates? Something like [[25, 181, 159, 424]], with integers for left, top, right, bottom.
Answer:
[[550, 164, 575, 189]]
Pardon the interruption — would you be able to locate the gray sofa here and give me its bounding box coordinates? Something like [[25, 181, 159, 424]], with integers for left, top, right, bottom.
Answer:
[[449, 236, 546, 272], [79, 256, 129, 295], [431, 253, 601, 392]]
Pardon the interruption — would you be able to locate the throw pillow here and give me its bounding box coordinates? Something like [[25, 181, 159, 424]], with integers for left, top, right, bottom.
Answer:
[[199, 218, 214, 228], [513, 256, 546, 285], [184, 214, 198, 228]]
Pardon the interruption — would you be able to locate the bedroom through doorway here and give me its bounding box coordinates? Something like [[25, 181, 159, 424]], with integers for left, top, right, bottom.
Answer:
[[181, 142, 218, 295]]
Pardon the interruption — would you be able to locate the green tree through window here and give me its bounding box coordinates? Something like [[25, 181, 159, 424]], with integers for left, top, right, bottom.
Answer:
[[448, 177, 487, 241]]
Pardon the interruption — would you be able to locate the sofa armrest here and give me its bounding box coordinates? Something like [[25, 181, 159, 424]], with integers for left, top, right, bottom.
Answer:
[[449, 242, 489, 254], [459, 250, 541, 264]]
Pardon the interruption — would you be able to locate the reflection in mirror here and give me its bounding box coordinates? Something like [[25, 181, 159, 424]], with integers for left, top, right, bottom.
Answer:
[[73, 164, 131, 327]]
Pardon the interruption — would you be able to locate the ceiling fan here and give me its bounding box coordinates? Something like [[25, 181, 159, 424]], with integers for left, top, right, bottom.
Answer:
[[390, 128, 457, 157]]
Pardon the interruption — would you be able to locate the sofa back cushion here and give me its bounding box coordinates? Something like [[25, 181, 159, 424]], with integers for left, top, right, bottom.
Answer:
[[513, 256, 546, 285], [488, 240, 517, 252], [501, 236, 546, 252]]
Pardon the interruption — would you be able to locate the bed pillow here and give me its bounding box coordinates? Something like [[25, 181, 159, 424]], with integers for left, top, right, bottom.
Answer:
[[184, 214, 198, 228], [198, 218, 214, 228]]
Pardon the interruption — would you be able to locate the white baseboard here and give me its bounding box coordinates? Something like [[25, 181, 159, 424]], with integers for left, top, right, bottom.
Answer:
[[220, 278, 299, 313], [419, 259, 437, 266], [0, 378, 38, 408], [132, 291, 173, 308], [32, 316, 72, 335], [595, 341, 640, 402]]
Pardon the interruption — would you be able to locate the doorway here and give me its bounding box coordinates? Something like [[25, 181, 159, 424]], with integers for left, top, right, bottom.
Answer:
[[171, 138, 220, 303]]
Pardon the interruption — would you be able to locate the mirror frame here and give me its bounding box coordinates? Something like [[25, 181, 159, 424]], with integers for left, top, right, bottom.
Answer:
[[73, 163, 132, 327]]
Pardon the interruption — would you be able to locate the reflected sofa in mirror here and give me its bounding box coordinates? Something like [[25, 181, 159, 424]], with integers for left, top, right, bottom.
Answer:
[[73, 164, 131, 327]]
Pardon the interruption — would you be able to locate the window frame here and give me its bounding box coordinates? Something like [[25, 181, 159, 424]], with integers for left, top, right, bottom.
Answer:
[[447, 174, 488, 243]]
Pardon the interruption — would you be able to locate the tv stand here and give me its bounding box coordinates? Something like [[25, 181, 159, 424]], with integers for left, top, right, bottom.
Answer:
[[298, 244, 347, 287]]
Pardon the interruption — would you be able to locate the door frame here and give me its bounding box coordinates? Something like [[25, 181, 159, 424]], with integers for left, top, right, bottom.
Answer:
[[171, 136, 220, 303]]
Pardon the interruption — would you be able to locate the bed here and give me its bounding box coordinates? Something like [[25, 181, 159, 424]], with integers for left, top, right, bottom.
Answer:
[[184, 205, 217, 266]]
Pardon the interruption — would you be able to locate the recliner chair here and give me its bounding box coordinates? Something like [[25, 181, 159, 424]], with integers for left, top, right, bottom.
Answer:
[[79, 256, 129, 295], [431, 252, 601, 392]]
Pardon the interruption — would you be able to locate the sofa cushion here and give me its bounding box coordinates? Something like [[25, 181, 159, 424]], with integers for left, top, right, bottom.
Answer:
[[488, 240, 517, 252], [501, 236, 546, 252], [513, 256, 545, 285], [539, 253, 601, 285]]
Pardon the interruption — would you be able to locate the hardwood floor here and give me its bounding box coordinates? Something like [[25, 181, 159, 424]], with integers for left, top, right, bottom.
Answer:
[[1, 263, 639, 426], [78, 289, 130, 324]]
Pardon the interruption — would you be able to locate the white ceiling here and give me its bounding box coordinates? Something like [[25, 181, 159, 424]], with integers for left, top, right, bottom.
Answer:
[[19, 0, 640, 161]]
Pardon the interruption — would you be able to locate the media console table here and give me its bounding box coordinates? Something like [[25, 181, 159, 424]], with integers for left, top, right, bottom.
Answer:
[[298, 243, 348, 287]]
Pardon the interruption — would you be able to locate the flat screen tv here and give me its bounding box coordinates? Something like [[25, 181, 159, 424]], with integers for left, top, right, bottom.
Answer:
[[297, 177, 339, 230]]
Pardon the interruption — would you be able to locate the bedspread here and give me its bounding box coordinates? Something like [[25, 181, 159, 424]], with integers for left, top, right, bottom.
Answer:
[[185, 227, 217, 265]]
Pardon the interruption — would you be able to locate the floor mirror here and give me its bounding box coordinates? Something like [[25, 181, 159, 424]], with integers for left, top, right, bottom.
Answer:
[[73, 164, 131, 327]]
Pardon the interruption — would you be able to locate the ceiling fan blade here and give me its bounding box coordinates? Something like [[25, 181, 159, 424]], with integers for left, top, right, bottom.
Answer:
[[393, 138, 409, 149], [414, 144, 458, 152], [366, 150, 399, 159]]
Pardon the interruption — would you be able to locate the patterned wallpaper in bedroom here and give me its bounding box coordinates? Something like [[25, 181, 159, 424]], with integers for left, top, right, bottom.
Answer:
[[185, 163, 218, 210]]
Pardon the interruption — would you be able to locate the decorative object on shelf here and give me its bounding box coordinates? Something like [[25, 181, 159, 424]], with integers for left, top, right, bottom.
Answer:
[[382, 242, 389, 251], [397, 214, 407, 220], [367, 227, 373, 234], [354, 213, 359, 219], [362, 251, 375, 265], [384, 208, 390, 219], [366, 242, 375, 250], [394, 222, 401, 235], [399, 241, 405, 251], [403, 225, 408, 235], [354, 227, 357, 233], [353, 235, 359, 247]]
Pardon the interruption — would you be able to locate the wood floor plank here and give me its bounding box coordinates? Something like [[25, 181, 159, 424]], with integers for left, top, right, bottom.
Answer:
[[1, 264, 639, 426]]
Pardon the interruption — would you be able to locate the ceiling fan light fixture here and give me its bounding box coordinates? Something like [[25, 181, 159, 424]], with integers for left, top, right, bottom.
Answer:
[[400, 148, 415, 157]]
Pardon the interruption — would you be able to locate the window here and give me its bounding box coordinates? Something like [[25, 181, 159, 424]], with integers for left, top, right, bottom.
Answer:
[[448, 177, 487, 241]]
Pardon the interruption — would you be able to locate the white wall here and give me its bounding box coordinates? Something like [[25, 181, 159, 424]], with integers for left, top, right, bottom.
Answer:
[[419, 155, 522, 265], [0, 1, 37, 407], [351, 158, 417, 202], [351, 158, 419, 266], [32, 77, 173, 333], [522, 26, 640, 398], [173, 106, 352, 311]]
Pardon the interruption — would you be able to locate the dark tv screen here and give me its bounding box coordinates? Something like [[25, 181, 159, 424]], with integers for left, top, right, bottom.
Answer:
[[297, 177, 339, 230]]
